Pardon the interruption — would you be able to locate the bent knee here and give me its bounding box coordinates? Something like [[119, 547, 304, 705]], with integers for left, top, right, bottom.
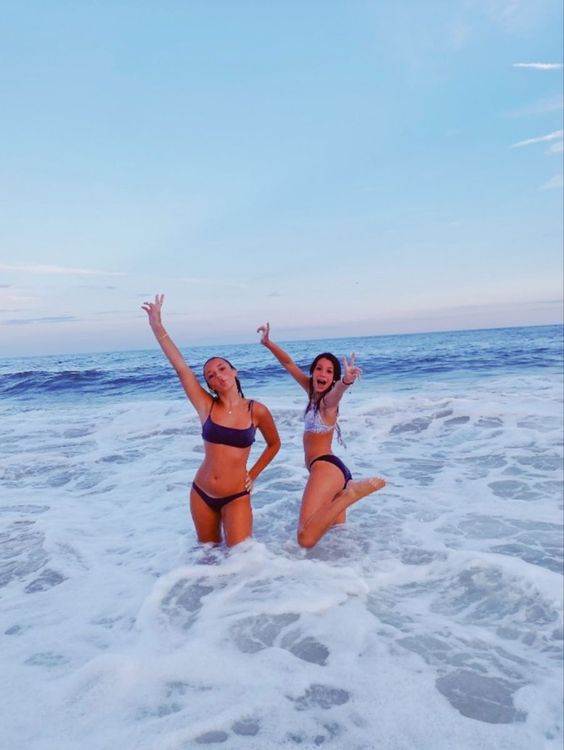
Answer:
[[297, 528, 317, 549]]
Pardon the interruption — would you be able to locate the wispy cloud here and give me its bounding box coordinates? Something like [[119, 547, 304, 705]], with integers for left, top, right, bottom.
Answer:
[[446, 21, 472, 50], [513, 63, 563, 70], [94, 310, 127, 316], [508, 94, 564, 117], [480, 1, 556, 33], [2, 316, 78, 325], [0, 264, 125, 276], [512, 130, 564, 148], [540, 175, 564, 190], [176, 276, 248, 289], [0, 291, 37, 306], [547, 141, 564, 154]]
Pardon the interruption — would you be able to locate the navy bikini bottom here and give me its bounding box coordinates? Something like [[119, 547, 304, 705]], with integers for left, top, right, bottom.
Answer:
[[309, 454, 352, 489], [192, 482, 249, 511]]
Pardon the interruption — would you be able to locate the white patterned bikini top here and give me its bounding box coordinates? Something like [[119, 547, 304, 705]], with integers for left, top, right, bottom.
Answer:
[[304, 405, 345, 446], [304, 407, 335, 434]]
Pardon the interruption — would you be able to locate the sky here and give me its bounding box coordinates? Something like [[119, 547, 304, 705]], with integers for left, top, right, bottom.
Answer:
[[0, 0, 562, 357]]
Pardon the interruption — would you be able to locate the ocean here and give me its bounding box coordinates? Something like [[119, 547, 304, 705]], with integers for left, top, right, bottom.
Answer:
[[1, 324, 562, 750]]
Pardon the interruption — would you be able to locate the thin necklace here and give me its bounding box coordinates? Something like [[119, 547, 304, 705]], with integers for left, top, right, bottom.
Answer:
[[227, 399, 241, 415]]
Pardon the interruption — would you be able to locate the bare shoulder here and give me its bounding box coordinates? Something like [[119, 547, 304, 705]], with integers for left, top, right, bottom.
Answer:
[[250, 400, 273, 420]]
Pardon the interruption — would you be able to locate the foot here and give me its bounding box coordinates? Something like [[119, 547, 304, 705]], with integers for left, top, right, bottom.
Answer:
[[334, 476, 386, 509]]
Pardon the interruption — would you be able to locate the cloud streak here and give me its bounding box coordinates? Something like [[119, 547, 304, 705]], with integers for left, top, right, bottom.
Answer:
[[508, 94, 564, 117], [513, 63, 563, 70], [176, 276, 248, 289], [0, 264, 125, 276], [512, 130, 564, 148], [2, 316, 78, 326], [540, 175, 564, 190]]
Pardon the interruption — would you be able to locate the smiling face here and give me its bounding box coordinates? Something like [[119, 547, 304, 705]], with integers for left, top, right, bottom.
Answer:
[[308, 352, 341, 397], [203, 357, 237, 393], [311, 357, 336, 394]]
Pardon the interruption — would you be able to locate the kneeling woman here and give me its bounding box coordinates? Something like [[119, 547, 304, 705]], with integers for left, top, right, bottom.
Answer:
[[257, 322, 385, 548], [143, 295, 280, 547]]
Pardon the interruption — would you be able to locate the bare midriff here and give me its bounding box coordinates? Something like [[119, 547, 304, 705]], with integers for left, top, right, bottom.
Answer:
[[193, 443, 252, 497], [304, 430, 335, 467]]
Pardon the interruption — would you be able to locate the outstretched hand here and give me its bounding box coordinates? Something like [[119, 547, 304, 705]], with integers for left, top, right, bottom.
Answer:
[[342, 352, 362, 385], [141, 294, 164, 328], [256, 322, 270, 345]]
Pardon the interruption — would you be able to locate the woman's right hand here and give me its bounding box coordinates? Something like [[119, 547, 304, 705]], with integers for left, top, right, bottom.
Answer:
[[256, 322, 270, 345], [141, 294, 164, 329]]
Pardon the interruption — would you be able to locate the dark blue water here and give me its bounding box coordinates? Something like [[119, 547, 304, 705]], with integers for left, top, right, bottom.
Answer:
[[1, 325, 562, 404]]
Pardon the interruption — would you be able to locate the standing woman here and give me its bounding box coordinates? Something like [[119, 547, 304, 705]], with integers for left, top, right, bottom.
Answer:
[[257, 322, 385, 548], [143, 295, 280, 547]]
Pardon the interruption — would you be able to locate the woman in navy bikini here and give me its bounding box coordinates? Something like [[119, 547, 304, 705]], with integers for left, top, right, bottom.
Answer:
[[257, 322, 385, 548], [143, 295, 280, 547]]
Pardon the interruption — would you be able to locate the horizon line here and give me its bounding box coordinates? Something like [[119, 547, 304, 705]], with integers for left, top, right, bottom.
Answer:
[[2, 321, 562, 362]]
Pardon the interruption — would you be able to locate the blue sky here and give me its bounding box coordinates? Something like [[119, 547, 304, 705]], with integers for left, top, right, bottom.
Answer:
[[0, 0, 562, 356]]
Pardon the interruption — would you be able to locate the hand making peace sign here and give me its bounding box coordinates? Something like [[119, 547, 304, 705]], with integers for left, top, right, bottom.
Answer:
[[342, 352, 362, 385]]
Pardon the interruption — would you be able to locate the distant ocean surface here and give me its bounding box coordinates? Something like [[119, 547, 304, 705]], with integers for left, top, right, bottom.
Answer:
[[1, 325, 562, 750]]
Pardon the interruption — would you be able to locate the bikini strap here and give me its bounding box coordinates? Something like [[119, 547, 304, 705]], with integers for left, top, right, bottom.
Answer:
[[248, 400, 254, 418], [208, 399, 215, 416]]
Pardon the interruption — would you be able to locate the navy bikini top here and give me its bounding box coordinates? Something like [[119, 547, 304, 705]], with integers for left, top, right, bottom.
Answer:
[[202, 400, 256, 448]]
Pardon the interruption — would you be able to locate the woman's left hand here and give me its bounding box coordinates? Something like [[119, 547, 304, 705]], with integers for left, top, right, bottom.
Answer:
[[245, 472, 254, 492], [342, 352, 362, 384], [141, 294, 164, 329]]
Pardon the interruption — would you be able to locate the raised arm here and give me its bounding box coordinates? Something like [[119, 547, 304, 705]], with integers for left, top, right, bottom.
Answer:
[[322, 352, 362, 409], [142, 294, 211, 417], [256, 322, 309, 392]]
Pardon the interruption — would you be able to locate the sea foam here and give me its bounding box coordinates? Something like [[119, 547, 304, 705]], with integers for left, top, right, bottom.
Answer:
[[1, 327, 562, 749]]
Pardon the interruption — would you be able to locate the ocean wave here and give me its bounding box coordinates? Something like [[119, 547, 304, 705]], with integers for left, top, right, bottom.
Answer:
[[0, 367, 178, 400], [0, 326, 561, 401]]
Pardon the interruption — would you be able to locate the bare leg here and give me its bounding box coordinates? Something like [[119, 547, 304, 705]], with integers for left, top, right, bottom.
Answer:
[[333, 510, 347, 525], [222, 495, 253, 547], [298, 464, 385, 549], [298, 463, 343, 537], [190, 488, 222, 544]]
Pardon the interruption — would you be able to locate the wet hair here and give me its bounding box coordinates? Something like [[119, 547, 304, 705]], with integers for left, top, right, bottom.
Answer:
[[305, 352, 341, 414], [202, 356, 244, 398]]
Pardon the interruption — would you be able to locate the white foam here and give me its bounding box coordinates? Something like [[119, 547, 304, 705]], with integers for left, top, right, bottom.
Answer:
[[0, 370, 562, 748]]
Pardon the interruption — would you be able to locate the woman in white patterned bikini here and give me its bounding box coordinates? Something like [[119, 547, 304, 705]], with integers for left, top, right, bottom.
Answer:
[[257, 322, 385, 548]]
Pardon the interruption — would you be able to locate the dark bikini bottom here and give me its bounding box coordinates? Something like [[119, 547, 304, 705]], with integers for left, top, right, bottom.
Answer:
[[308, 454, 352, 489], [192, 482, 249, 511]]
